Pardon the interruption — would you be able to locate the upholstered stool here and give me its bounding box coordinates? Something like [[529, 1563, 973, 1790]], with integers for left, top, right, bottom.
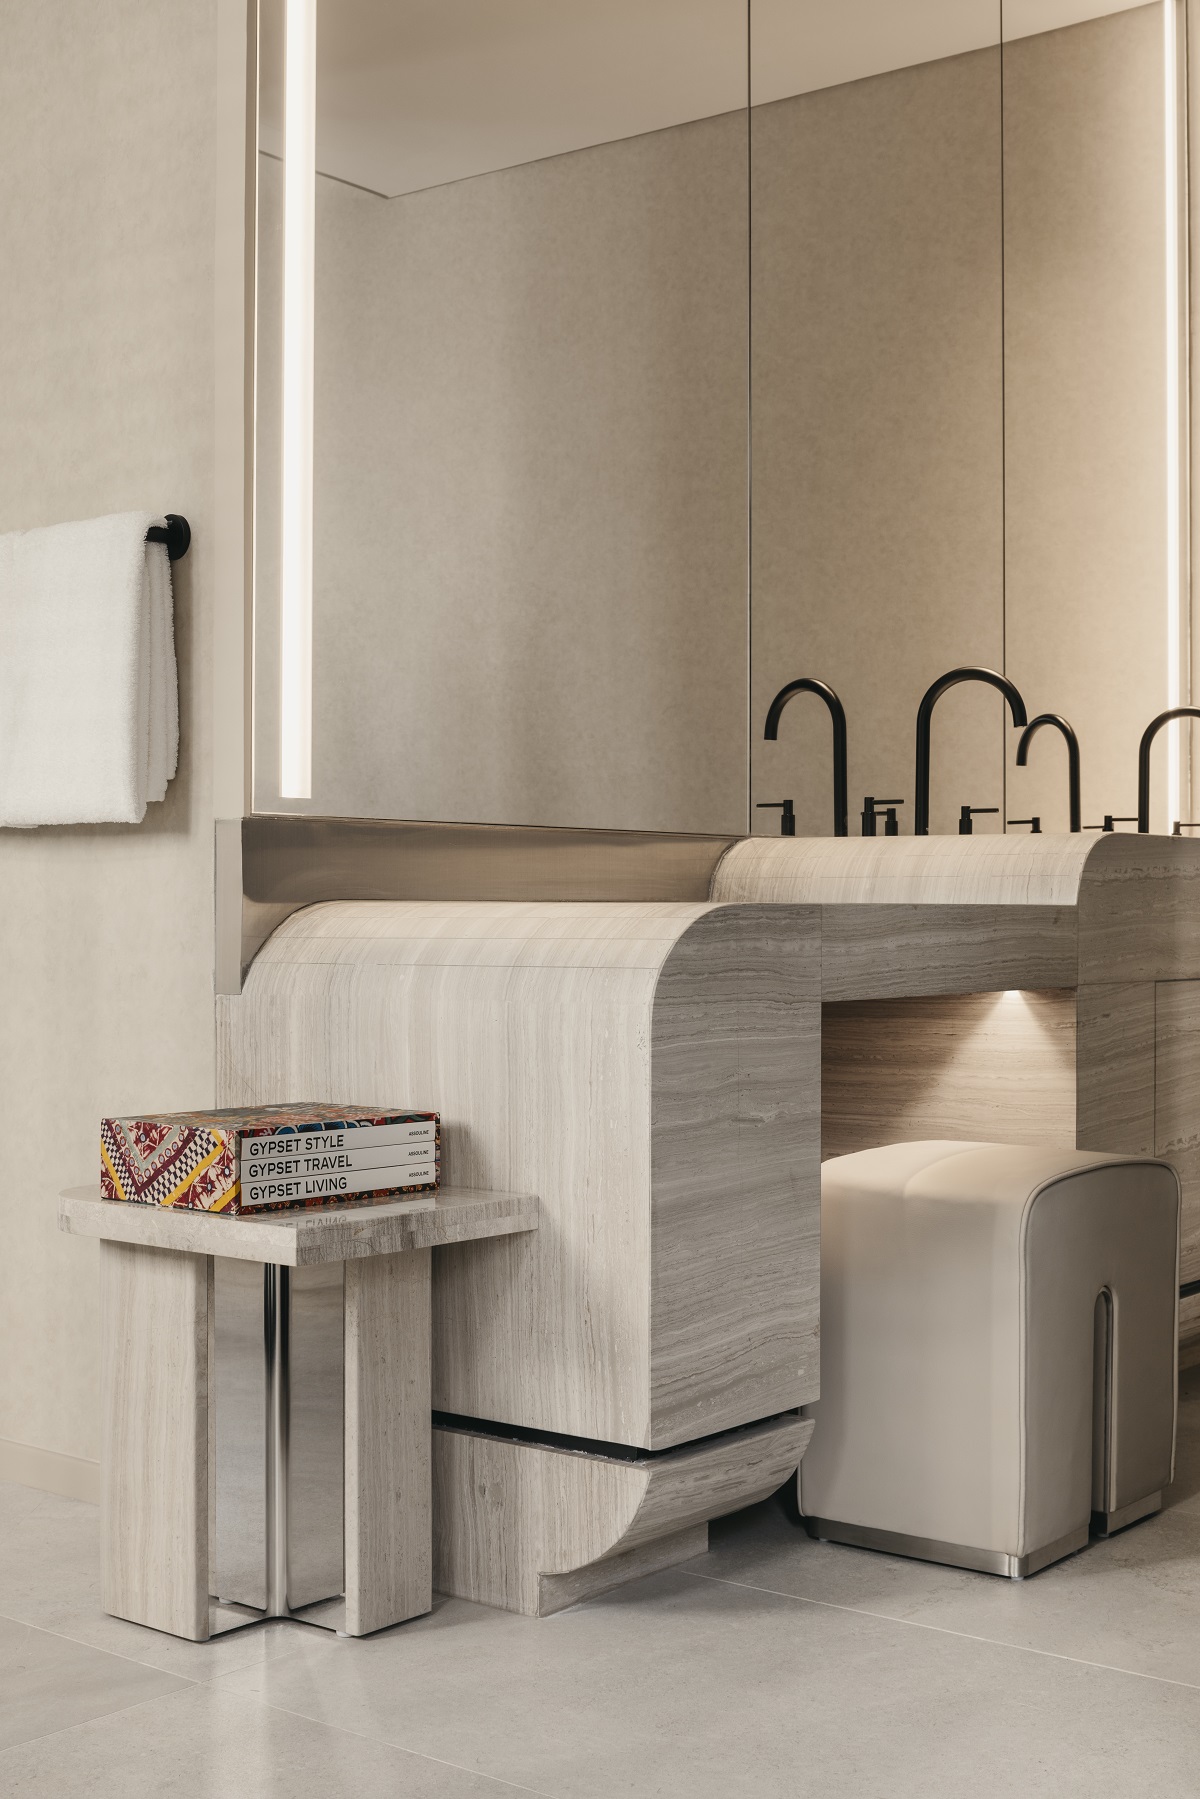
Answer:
[[800, 1142, 1179, 1578]]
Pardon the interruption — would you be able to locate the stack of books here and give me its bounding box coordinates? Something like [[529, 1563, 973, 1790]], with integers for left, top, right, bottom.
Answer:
[[100, 1103, 440, 1215]]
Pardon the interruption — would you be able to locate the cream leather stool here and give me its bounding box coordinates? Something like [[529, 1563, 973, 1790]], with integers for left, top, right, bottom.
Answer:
[[800, 1142, 1179, 1578]]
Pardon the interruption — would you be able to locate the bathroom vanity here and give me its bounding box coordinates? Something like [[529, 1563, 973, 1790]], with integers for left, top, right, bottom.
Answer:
[[209, 825, 1200, 1617]]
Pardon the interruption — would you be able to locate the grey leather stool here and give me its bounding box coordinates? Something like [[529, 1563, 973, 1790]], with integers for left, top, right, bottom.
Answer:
[[800, 1142, 1180, 1578]]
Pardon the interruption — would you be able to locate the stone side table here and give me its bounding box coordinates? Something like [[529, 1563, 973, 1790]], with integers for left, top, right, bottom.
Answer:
[[59, 1185, 538, 1641]]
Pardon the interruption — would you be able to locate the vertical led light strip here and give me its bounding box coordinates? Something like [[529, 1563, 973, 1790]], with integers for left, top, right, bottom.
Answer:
[[1164, 0, 1185, 829], [279, 0, 317, 799]]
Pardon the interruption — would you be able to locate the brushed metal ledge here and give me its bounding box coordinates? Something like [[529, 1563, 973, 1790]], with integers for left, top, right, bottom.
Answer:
[[802, 1515, 1090, 1579], [217, 816, 739, 993]]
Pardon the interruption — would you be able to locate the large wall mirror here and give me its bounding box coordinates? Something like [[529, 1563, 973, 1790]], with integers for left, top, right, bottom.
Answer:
[[254, 1, 1189, 838], [254, 0, 751, 832]]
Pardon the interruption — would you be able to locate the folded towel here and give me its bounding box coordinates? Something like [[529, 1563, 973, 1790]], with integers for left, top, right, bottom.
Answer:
[[0, 511, 179, 826]]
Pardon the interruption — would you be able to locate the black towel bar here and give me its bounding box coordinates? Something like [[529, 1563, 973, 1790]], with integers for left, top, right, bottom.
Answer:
[[145, 514, 191, 561]]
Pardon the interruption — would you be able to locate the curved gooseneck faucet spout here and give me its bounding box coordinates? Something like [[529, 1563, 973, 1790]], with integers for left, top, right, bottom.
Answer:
[[763, 678, 849, 836], [1016, 714, 1082, 833], [1137, 708, 1200, 832], [914, 667, 1028, 835]]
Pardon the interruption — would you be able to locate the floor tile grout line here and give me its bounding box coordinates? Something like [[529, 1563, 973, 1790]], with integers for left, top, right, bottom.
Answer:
[[0, 1605, 316, 1691], [0, 1671, 212, 1758], [236, 1691, 561, 1798], [0, 1669, 558, 1796], [682, 1568, 1200, 1694]]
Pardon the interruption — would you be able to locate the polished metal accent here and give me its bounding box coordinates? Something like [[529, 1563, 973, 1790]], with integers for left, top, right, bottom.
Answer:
[[216, 815, 739, 992], [210, 1261, 346, 1636], [212, 1260, 267, 1609], [264, 1264, 290, 1617], [802, 1516, 1091, 1580]]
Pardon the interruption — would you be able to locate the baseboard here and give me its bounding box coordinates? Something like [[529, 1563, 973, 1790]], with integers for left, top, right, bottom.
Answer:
[[0, 1437, 100, 1504]]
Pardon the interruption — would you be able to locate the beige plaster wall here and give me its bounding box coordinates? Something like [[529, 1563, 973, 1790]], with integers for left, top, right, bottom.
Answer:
[[0, 0, 226, 1485], [750, 47, 1006, 839], [254, 115, 750, 834]]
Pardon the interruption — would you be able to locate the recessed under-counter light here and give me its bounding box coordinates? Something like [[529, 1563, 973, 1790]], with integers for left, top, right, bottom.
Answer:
[[279, 0, 317, 801]]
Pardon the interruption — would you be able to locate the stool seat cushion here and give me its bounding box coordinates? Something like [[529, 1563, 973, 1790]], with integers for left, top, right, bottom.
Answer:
[[801, 1142, 1179, 1567]]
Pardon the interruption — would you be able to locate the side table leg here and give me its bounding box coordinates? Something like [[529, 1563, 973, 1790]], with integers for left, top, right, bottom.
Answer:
[[100, 1240, 210, 1640], [263, 1263, 291, 1617], [343, 1248, 432, 1635]]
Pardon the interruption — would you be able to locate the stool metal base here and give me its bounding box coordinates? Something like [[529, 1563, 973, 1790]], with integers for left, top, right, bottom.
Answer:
[[802, 1515, 1091, 1580], [1091, 1490, 1162, 1538]]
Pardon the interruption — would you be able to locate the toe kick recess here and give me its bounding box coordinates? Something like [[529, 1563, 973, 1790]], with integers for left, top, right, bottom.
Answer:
[[432, 1412, 813, 1617]]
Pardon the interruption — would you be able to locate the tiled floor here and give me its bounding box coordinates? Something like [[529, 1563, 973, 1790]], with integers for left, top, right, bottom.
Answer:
[[6, 1375, 1200, 1798]]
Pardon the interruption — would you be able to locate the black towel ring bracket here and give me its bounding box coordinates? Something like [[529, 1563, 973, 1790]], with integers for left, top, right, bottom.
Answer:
[[145, 514, 191, 561]]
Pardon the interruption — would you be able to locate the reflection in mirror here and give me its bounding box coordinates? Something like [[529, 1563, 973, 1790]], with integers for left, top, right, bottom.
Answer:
[[750, 0, 1186, 837], [1003, 0, 1184, 836], [255, 1, 751, 831], [750, 0, 1005, 839]]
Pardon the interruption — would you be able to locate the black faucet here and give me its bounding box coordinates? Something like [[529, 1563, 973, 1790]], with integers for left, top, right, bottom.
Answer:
[[1137, 708, 1200, 832], [958, 805, 999, 835], [756, 799, 796, 837], [861, 797, 903, 837], [1015, 714, 1082, 832], [914, 668, 1028, 835], [764, 679, 849, 837]]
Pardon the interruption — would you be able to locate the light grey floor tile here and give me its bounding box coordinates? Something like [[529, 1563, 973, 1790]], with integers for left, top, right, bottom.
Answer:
[[0, 1480, 303, 1680], [0, 1683, 538, 1798], [0, 1612, 190, 1751], [698, 1367, 1200, 1688], [214, 1570, 1200, 1798]]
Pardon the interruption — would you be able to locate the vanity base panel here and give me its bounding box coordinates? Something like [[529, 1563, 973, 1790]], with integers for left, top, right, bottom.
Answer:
[[802, 1515, 1090, 1581], [433, 1413, 812, 1617], [538, 1524, 710, 1617]]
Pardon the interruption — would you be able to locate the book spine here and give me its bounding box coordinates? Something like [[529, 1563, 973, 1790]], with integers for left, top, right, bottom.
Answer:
[[241, 1140, 438, 1180], [242, 1120, 437, 1162], [240, 1163, 437, 1210]]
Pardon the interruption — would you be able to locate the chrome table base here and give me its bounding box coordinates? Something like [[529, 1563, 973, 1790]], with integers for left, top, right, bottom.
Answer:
[[210, 1263, 348, 1636]]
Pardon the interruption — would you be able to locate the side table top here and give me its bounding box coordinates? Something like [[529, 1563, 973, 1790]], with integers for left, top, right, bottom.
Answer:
[[59, 1185, 538, 1267]]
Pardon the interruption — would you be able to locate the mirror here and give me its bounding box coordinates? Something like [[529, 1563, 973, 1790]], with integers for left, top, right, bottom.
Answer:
[[254, 0, 751, 831], [254, 1, 1187, 838], [750, 0, 1185, 838]]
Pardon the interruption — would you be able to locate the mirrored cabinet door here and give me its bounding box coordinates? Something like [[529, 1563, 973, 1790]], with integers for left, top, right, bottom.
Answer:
[[750, 0, 1186, 840], [1002, 0, 1179, 835], [254, 0, 751, 832], [254, 2, 1187, 838], [750, 0, 1007, 840]]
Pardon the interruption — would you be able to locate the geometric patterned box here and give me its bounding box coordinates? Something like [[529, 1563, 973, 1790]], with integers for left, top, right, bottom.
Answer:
[[100, 1102, 440, 1215]]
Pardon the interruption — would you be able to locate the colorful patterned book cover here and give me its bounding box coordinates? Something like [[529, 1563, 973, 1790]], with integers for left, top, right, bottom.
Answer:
[[100, 1102, 440, 1215]]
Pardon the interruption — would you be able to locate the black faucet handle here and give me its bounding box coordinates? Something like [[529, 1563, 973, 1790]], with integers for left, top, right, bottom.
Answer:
[[958, 805, 999, 836], [1007, 817, 1042, 834], [756, 800, 796, 838], [1084, 815, 1139, 833], [861, 796, 904, 838]]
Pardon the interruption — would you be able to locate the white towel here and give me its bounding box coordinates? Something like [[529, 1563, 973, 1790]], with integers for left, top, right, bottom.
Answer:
[[0, 511, 179, 826]]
